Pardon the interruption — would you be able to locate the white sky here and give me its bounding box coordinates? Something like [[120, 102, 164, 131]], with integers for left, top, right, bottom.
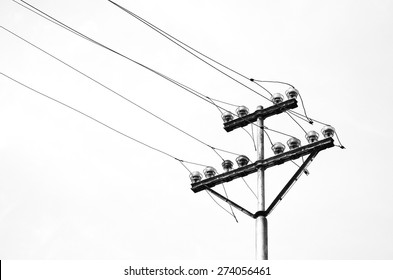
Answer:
[[0, 0, 393, 260]]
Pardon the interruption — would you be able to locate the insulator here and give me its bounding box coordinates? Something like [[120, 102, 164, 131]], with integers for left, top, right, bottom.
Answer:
[[189, 171, 203, 183], [203, 166, 217, 178], [285, 87, 299, 99], [271, 93, 284, 104], [287, 137, 301, 150], [306, 131, 319, 143], [221, 111, 234, 123], [236, 155, 250, 167], [236, 106, 249, 117], [272, 142, 286, 155], [222, 160, 234, 172], [321, 125, 335, 138]]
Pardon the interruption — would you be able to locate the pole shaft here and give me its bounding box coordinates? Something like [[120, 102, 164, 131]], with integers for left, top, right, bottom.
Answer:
[[256, 106, 268, 260]]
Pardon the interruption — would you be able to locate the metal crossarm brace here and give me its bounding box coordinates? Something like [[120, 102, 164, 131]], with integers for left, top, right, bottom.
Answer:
[[204, 151, 320, 219], [191, 137, 334, 193], [264, 151, 319, 216], [207, 188, 255, 218], [224, 99, 298, 132]]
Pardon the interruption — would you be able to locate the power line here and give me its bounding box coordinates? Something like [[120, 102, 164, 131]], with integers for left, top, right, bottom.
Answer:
[[12, 1, 228, 111], [104, 1, 347, 147], [17, 0, 340, 146], [15, 0, 334, 149], [1, 70, 244, 220], [13, 0, 251, 132], [103, 0, 341, 144], [0, 71, 211, 168], [12, 1, 301, 147], [0, 26, 243, 160], [107, 0, 273, 102]]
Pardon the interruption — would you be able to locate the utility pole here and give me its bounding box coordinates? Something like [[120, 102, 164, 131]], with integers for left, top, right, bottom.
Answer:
[[189, 97, 336, 259], [255, 105, 268, 260]]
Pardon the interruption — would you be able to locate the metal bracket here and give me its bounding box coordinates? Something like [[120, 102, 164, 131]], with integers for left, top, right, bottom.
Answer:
[[253, 210, 267, 218]]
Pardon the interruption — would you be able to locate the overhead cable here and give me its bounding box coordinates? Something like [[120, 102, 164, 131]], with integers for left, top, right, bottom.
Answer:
[[0, 25, 243, 159], [0, 72, 211, 168], [107, 0, 273, 102], [13, 1, 299, 142]]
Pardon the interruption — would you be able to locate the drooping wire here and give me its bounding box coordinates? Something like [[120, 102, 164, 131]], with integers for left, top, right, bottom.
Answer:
[[0, 72, 213, 169], [180, 161, 239, 222], [205, 96, 225, 115], [208, 98, 239, 108], [263, 126, 295, 139], [251, 80, 294, 88], [251, 78, 311, 135], [334, 132, 346, 149], [285, 111, 345, 148], [179, 161, 192, 174], [291, 160, 309, 176], [14, 0, 300, 144], [241, 127, 257, 151], [296, 93, 312, 124], [205, 190, 237, 220], [249, 79, 312, 122], [204, 97, 257, 153], [264, 129, 274, 146], [286, 110, 308, 134], [107, 0, 272, 102], [252, 79, 346, 147], [241, 178, 257, 199], [179, 160, 214, 174], [250, 80, 273, 98], [221, 184, 238, 223]]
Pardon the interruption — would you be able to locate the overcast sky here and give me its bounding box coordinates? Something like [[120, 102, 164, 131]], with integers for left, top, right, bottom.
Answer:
[[1, 0, 393, 260]]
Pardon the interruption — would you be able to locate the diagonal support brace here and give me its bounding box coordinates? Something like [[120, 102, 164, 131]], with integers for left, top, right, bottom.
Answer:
[[264, 151, 319, 217], [207, 188, 255, 218]]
